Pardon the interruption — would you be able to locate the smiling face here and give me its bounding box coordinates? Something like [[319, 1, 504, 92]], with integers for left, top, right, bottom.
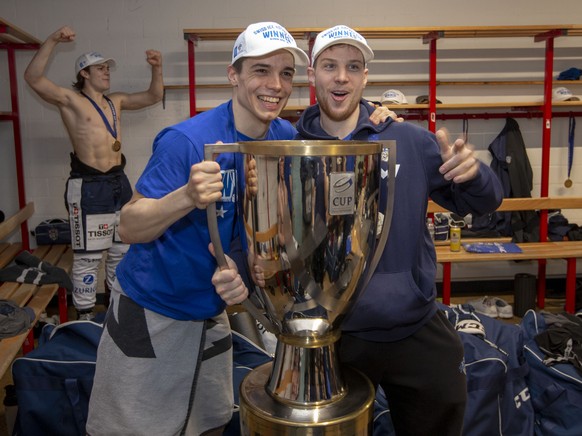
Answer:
[[82, 63, 112, 93], [309, 44, 368, 137], [228, 49, 296, 139]]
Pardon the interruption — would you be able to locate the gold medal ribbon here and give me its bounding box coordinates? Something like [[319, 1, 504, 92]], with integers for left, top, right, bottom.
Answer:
[[80, 91, 120, 151]]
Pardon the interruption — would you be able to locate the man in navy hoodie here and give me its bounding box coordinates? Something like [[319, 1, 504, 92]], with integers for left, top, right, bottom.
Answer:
[[295, 25, 503, 435]]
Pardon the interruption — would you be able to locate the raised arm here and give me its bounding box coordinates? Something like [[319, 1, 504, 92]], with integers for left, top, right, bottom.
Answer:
[[24, 26, 76, 106], [118, 160, 223, 243], [117, 50, 164, 110]]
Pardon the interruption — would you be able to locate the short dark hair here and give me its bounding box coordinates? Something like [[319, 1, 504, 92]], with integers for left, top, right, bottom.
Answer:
[[232, 57, 245, 73], [72, 70, 86, 91]]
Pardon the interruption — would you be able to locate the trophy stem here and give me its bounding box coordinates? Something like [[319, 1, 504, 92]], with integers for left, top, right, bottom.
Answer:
[[240, 362, 374, 435], [267, 320, 345, 405], [239, 318, 375, 435]]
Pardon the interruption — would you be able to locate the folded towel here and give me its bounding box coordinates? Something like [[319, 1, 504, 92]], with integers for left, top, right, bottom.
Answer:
[[462, 242, 523, 254], [0, 251, 73, 292]]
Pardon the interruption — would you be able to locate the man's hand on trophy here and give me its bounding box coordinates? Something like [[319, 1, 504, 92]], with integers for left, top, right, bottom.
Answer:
[[187, 160, 223, 209], [209, 243, 249, 305], [246, 157, 258, 197], [436, 127, 479, 184], [250, 259, 265, 288]]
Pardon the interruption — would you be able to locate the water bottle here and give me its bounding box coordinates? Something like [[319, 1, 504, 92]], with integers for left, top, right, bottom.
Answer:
[[426, 218, 435, 241]]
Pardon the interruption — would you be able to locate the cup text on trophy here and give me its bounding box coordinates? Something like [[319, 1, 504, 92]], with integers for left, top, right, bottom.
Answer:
[[329, 172, 356, 215]]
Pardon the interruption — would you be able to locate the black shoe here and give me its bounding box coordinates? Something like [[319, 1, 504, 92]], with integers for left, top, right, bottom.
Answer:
[[76, 309, 95, 321]]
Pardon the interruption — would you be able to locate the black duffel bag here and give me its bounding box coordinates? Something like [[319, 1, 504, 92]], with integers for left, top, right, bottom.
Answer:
[[33, 218, 71, 245]]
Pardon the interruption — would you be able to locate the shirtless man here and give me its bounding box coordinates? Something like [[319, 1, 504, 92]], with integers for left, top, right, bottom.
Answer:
[[24, 26, 164, 319]]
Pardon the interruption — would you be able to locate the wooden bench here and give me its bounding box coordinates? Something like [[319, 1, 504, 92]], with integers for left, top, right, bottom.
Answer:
[[0, 203, 35, 271], [0, 204, 72, 380], [427, 197, 582, 313]]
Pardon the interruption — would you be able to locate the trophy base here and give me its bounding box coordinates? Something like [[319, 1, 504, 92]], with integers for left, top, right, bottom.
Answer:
[[239, 362, 375, 435]]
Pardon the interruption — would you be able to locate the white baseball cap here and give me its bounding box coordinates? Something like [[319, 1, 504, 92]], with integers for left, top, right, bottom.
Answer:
[[231, 22, 309, 66], [75, 51, 116, 75], [552, 86, 580, 102], [381, 89, 408, 105], [311, 25, 374, 66]]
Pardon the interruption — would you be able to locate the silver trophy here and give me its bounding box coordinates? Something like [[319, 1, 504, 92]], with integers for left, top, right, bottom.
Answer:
[[205, 140, 395, 435]]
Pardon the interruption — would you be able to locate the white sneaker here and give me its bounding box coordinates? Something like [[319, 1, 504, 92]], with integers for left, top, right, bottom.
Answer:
[[467, 296, 498, 318], [489, 297, 514, 319]]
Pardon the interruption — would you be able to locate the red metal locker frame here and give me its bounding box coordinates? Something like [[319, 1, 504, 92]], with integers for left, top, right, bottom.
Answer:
[[423, 31, 441, 133], [439, 28, 579, 313], [181, 27, 581, 313], [187, 36, 197, 117], [535, 29, 566, 309], [308, 33, 316, 105], [0, 24, 39, 251], [1, 18, 70, 341]]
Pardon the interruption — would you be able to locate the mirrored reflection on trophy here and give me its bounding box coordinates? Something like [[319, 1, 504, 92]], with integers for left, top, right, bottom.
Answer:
[[205, 140, 396, 435]]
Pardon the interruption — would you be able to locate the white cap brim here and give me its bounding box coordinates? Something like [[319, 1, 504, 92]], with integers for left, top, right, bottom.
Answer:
[[312, 38, 374, 66], [553, 95, 580, 102], [233, 46, 309, 66], [75, 57, 116, 75]]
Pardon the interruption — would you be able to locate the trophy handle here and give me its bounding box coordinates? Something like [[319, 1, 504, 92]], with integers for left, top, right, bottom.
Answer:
[[361, 140, 397, 291], [203, 142, 240, 270], [204, 142, 278, 334]]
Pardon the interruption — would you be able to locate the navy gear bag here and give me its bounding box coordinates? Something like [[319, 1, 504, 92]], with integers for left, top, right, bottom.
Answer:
[[521, 309, 582, 436], [440, 304, 534, 436], [11, 320, 103, 436]]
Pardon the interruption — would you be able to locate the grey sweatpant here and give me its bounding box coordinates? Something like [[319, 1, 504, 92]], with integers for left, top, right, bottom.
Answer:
[[86, 280, 233, 435]]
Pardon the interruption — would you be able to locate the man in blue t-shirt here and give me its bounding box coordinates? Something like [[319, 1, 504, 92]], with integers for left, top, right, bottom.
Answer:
[[294, 25, 503, 435], [86, 22, 310, 436]]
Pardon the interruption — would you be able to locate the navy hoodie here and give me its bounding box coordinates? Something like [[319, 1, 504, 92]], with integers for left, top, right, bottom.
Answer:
[[295, 100, 503, 342]]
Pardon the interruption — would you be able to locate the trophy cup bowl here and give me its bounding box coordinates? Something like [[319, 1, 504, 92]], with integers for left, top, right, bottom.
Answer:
[[205, 140, 396, 435]]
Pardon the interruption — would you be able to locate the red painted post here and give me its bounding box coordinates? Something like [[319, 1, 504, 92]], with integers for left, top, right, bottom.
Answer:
[[23, 330, 34, 354], [187, 36, 197, 117], [7, 47, 30, 251], [422, 31, 441, 133], [533, 29, 564, 308], [565, 258, 576, 314], [308, 34, 316, 105], [428, 38, 437, 133], [442, 262, 451, 305], [58, 288, 69, 324]]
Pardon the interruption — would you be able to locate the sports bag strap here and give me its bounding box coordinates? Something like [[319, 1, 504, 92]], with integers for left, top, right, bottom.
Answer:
[[64, 378, 88, 434], [466, 371, 506, 392], [507, 361, 530, 381], [534, 383, 566, 410]]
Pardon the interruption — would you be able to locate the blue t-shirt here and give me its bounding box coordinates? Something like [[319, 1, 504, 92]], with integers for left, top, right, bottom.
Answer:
[[116, 101, 296, 320]]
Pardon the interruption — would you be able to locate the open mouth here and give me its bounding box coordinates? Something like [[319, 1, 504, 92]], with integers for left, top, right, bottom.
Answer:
[[332, 90, 348, 100], [258, 96, 281, 104]]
